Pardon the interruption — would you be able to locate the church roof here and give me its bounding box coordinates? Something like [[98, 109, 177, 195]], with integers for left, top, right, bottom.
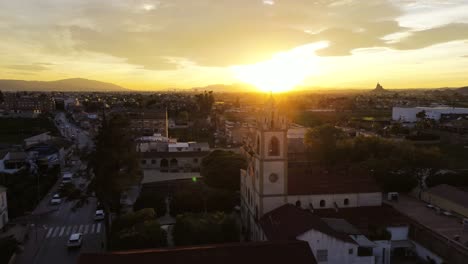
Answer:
[[312, 204, 409, 233], [287, 163, 381, 195], [260, 204, 355, 244], [78, 241, 317, 264]]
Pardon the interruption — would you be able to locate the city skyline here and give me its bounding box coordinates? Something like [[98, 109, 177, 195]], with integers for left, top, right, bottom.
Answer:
[[1, 0, 468, 91]]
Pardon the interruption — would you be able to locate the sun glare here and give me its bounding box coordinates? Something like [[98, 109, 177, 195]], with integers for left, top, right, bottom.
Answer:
[[231, 41, 329, 93]]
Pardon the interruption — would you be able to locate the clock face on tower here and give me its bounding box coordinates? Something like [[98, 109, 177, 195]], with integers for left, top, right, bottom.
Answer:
[[269, 173, 279, 183]]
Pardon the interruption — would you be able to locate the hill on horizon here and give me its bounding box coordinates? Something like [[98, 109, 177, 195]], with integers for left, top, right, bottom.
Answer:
[[0, 78, 129, 92], [456, 86, 468, 94]]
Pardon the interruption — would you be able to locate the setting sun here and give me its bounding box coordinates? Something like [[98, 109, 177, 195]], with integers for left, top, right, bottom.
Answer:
[[231, 42, 329, 93]]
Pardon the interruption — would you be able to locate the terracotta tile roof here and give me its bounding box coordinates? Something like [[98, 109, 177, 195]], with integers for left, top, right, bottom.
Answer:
[[78, 241, 316, 264], [259, 204, 355, 244], [427, 184, 468, 208], [287, 163, 381, 195]]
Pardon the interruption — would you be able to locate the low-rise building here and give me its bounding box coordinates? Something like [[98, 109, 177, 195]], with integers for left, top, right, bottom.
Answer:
[[392, 107, 468, 122], [127, 111, 168, 136], [0, 186, 8, 231], [421, 184, 468, 218], [0, 151, 28, 174], [4, 93, 55, 113]]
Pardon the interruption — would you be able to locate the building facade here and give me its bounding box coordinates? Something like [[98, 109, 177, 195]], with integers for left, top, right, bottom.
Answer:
[[4, 93, 55, 113], [240, 96, 382, 241], [127, 111, 168, 137], [392, 107, 468, 122], [0, 186, 8, 230]]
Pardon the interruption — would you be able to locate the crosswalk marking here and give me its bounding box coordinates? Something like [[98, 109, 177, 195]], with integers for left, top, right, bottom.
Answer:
[[52, 227, 60, 237], [46, 228, 54, 238], [65, 226, 71, 235], [44, 223, 103, 239], [59, 227, 65, 237]]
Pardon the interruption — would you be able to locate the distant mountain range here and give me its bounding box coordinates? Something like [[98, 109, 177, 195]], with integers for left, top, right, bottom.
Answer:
[[0, 77, 467, 94], [0, 78, 129, 92], [458, 86, 468, 94]]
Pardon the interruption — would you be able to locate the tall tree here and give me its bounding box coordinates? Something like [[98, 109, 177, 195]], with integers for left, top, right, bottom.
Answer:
[[195, 91, 214, 117], [89, 114, 141, 214], [201, 150, 246, 191], [304, 124, 345, 167]]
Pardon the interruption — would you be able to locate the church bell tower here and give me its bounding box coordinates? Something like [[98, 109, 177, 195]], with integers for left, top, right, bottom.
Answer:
[[253, 94, 289, 217]]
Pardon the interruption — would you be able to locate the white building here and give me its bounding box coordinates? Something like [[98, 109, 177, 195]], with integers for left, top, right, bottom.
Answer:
[[0, 151, 28, 174], [392, 107, 468, 122], [259, 204, 379, 264], [240, 97, 441, 264], [240, 96, 382, 234], [0, 186, 8, 230]]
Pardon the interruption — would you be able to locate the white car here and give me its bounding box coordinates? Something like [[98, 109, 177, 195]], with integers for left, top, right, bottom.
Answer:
[[67, 233, 83, 248], [94, 210, 105, 221], [50, 198, 62, 205], [53, 194, 60, 199]]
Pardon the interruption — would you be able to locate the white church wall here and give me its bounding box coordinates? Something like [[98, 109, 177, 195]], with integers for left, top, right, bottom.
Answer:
[[262, 196, 285, 215], [412, 241, 444, 264], [386, 226, 409, 241], [297, 229, 359, 264], [262, 161, 286, 195], [357, 193, 382, 207], [373, 241, 391, 264]]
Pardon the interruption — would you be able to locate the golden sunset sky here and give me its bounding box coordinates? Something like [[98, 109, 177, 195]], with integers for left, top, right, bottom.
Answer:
[[1, 0, 468, 91]]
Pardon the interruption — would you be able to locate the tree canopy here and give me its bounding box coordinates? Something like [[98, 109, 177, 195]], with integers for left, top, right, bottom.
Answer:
[[172, 212, 238, 246], [111, 208, 167, 250], [170, 182, 237, 216], [89, 114, 142, 213], [304, 124, 345, 167], [201, 150, 247, 191], [305, 133, 444, 192], [195, 91, 214, 117]]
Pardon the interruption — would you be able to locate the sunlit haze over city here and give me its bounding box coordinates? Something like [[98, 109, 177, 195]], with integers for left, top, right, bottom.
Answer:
[[1, 0, 468, 91], [1, 1, 468, 264]]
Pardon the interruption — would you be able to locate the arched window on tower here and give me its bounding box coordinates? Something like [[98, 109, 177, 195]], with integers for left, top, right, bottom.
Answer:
[[268, 137, 280, 156]]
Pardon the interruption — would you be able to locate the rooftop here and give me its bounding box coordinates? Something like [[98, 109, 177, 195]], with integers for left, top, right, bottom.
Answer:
[[312, 204, 410, 234], [427, 184, 468, 208], [389, 194, 468, 247], [287, 164, 381, 195], [259, 204, 355, 244], [78, 241, 317, 264]]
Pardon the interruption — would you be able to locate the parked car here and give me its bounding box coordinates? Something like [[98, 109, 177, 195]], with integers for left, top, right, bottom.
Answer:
[[94, 210, 105, 221], [67, 233, 83, 248], [50, 197, 62, 205], [53, 194, 60, 199]]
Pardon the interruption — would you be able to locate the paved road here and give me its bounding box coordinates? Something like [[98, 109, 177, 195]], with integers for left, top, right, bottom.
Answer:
[[15, 112, 101, 264], [15, 177, 105, 264], [55, 112, 94, 150]]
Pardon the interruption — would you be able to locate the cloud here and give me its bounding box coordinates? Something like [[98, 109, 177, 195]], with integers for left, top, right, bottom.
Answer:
[[60, 0, 408, 69], [391, 23, 468, 50], [6, 64, 50, 71], [1, 0, 468, 74]]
